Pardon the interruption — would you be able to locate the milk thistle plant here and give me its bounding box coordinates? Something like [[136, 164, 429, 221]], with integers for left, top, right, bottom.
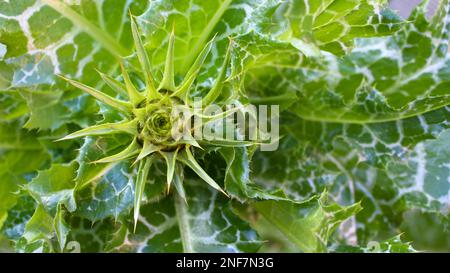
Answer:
[[0, 0, 449, 253], [58, 18, 259, 229]]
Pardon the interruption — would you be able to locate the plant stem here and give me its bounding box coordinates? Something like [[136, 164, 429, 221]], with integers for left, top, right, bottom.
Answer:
[[174, 193, 194, 253]]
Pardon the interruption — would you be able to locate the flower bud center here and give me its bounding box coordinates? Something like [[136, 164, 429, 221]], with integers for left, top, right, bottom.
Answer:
[[146, 110, 172, 138]]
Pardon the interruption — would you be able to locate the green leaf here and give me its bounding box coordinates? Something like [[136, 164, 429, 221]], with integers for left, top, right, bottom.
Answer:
[[130, 15, 158, 99], [202, 39, 232, 105], [384, 129, 450, 211], [172, 36, 216, 99], [253, 107, 450, 245], [334, 234, 417, 253], [26, 162, 77, 213], [238, 1, 450, 125], [178, 147, 227, 196], [400, 210, 450, 252], [0, 91, 28, 122], [158, 28, 176, 91], [173, 165, 187, 202], [58, 119, 138, 141], [111, 181, 261, 253], [135, 140, 160, 162], [75, 137, 135, 222], [75, 136, 128, 189], [133, 157, 153, 231], [255, 1, 449, 123], [0, 61, 13, 89], [60, 76, 133, 113], [120, 63, 145, 106], [42, 0, 129, 58], [253, 192, 361, 253], [2, 0, 449, 254], [23, 205, 53, 246], [1, 195, 36, 242], [53, 204, 70, 252], [136, 0, 266, 91], [0, 121, 49, 172], [93, 138, 140, 164], [69, 134, 145, 225], [19, 89, 70, 131], [138, 0, 235, 76], [0, 0, 148, 89], [160, 149, 178, 191], [0, 121, 48, 229], [371, 235, 417, 253], [0, 234, 13, 253], [76, 161, 134, 222], [252, 134, 334, 201], [220, 147, 288, 201], [97, 71, 129, 98], [0, 175, 20, 231], [67, 217, 117, 253], [250, 0, 403, 55]]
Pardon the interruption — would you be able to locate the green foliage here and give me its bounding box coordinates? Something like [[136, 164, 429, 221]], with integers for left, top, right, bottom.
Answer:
[[252, 192, 362, 252], [0, 0, 448, 253]]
